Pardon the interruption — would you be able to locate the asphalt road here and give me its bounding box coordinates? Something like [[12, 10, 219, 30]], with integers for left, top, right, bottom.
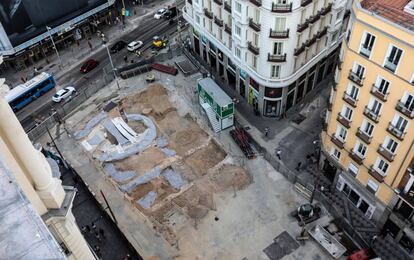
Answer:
[[17, 16, 177, 131]]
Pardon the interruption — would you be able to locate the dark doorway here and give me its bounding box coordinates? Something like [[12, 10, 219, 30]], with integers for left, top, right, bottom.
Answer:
[[239, 80, 245, 97], [227, 69, 236, 89], [317, 63, 325, 84], [383, 219, 400, 238], [219, 63, 224, 76], [296, 81, 305, 103], [322, 159, 337, 183], [286, 90, 295, 111], [305, 73, 315, 94], [194, 37, 200, 55], [209, 53, 216, 70]]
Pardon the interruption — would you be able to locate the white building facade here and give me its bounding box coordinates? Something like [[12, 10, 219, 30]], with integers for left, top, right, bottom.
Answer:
[[183, 0, 351, 117]]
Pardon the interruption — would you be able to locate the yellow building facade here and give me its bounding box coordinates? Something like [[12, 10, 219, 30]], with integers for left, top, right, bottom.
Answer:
[[321, 0, 414, 235]]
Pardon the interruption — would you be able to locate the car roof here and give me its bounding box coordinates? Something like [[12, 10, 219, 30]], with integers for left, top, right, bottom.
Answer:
[[158, 8, 166, 11], [128, 41, 138, 45], [56, 89, 67, 95]]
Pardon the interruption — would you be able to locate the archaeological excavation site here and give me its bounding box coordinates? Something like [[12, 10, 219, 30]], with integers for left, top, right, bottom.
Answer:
[[71, 84, 252, 245]]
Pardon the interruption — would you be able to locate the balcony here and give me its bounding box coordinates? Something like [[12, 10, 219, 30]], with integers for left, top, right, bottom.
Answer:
[[269, 29, 289, 38], [378, 145, 396, 162], [272, 3, 292, 13], [301, 0, 312, 7], [359, 45, 372, 58], [214, 16, 224, 27], [384, 58, 397, 73], [214, 0, 223, 5], [305, 37, 317, 48], [249, 0, 261, 7], [331, 135, 345, 149], [370, 85, 389, 102], [248, 18, 261, 32], [248, 42, 260, 55], [349, 151, 364, 165], [267, 53, 286, 62], [343, 93, 358, 108], [224, 24, 232, 35], [297, 20, 309, 33], [338, 61, 343, 70], [387, 123, 406, 141], [337, 114, 351, 129], [204, 8, 214, 19], [294, 45, 306, 56], [322, 122, 328, 131], [348, 70, 364, 86], [224, 1, 231, 12], [320, 3, 332, 16], [327, 97, 332, 111], [369, 166, 385, 183], [364, 106, 381, 123], [308, 13, 321, 24], [396, 100, 414, 119], [356, 128, 372, 144], [316, 27, 328, 39]]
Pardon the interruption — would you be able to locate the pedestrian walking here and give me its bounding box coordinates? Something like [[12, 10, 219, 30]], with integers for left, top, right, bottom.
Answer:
[[81, 225, 87, 233], [85, 224, 91, 233], [88, 41, 92, 50], [91, 222, 97, 230], [264, 127, 269, 137], [124, 254, 131, 260], [99, 228, 105, 239], [276, 149, 282, 160], [93, 245, 100, 254], [123, 55, 128, 63], [296, 162, 302, 171]]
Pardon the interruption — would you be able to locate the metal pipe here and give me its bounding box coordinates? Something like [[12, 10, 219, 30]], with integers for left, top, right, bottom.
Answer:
[[101, 34, 120, 89]]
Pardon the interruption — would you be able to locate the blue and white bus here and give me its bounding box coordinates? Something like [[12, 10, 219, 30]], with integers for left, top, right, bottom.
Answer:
[[5, 72, 56, 111]]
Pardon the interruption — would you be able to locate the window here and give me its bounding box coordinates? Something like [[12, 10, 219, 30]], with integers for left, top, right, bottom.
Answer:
[[332, 148, 341, 160], [277, 0, 288, 3], [348, 162, 359, 177], [374, 77, 390, 95], [366, 179, 379, 194], [368, 98, 382, 115], [252, 55, 257, 69], [342, 105, 353, 121], [274, 17, 286, 31], [402, 92, 414, 112], [375, 158, 389, 175], [354, 141, 367, 158], [332, 31, 339, 42], [253, 32, 259, 46], [360, 32, 375, 58], [253, 8, 260, 23], [235, 1, 242, 13], [235, 25, 241, 36], [218, 29, 222, 41], [195, 15, 201, 25], [392, 114, 408, 133], [384, 45, 403, 73], [336, 126, 347, 142], [362, 120, 374, 136], [346, 84, 359, 100], [273, 42, 283, 55], [336, 10, 344, 21], [271, 65, 280, 78], [384, 136, 398, 154], [353, 63, 365, 79], [235, 47, 241, 58]]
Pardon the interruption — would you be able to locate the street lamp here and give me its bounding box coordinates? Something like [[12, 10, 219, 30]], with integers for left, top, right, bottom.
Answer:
[[101, 33, 120, 90], [46, 26, 63, 68]]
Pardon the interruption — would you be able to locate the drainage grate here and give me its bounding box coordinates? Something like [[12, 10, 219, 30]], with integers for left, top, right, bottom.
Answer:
[[263, 231, 300, 260]]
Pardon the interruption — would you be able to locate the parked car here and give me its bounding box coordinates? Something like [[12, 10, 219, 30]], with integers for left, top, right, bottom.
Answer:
[[80, 59, 99, 73], [52, 86, 76, 103], [154, 8, 167, 19], [110, 40, 127, 53], [127, 40, 143, 52]]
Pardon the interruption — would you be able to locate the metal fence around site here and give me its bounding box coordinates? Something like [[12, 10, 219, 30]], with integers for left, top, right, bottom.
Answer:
[[27, 71, 113, 141]]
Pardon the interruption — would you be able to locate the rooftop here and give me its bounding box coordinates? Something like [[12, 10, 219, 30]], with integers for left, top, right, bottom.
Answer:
[[360, 0, 414, 32], [0, 158, 65, 259], [198, 77, 233, 107]]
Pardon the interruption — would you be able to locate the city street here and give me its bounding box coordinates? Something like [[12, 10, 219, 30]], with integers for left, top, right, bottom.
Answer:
[[14, 12, 178, 130]]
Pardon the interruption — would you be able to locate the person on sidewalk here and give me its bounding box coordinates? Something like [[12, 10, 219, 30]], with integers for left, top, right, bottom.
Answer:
[[276, 149, 282, 160], [264, 127, 269, 137], [99, 228, 105, 239], [296, 162, 302, 171]]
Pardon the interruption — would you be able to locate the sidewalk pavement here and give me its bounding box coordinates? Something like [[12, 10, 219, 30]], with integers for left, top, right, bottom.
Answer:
[[2, 1, 172, 87]]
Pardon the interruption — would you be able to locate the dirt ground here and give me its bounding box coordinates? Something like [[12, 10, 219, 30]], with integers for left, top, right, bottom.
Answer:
[[77, 84, 252, 247]]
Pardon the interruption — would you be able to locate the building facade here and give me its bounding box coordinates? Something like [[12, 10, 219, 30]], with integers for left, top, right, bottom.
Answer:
[[0, 58, 95, 259], [0, 0, 115, 71], [320, 0, 414, 254], [183, 0, 351, 117]]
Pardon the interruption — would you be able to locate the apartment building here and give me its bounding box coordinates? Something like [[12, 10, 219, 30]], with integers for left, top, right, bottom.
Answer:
[[321, 0, 414, 253], [183, 0, 350, 117]]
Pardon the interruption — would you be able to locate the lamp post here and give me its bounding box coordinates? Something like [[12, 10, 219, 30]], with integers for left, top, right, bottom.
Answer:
[[46, 26, 63, 68], [101, 33, 120, 90]]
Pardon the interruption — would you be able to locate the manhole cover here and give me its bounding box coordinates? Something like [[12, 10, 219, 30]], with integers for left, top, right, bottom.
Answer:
[[263, 231, 299, 260]]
